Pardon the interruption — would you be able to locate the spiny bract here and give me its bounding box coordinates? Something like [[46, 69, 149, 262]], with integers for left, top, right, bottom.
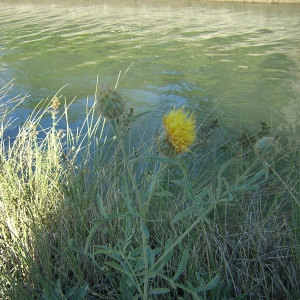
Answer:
[[96, 85, 125, 120]]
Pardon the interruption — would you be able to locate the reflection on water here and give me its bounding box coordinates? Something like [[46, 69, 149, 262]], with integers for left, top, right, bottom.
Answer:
[[0, 0, 300, 147]]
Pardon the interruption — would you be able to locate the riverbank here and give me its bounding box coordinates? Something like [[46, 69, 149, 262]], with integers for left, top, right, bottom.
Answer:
[[198, 0, 299, 3], [1, 0, 299, 4]]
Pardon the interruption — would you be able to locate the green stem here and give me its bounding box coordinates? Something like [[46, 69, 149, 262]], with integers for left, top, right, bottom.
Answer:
[[141, 218, 149, 300], [143, 163, 166, 215], [150, 204, 215, 272], [123, 255, 144, 296], [111, 119, 150, 299], [111, 120, 143, 210], [141, 163, 167, 299]]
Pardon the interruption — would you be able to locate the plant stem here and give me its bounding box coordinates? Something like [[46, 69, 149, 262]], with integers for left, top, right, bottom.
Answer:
[[141, 218, 149, 300], [143, 162, 165, 215], [150, 204, 215, 272], [112, 120, 143, 210], [112, 119, 150, 299]]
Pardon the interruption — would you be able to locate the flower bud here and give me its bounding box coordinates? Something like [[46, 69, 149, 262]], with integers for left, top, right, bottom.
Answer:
[[96, 85, 125, 120], [157, 133, 178, 158], [255, 136, 279, 161]]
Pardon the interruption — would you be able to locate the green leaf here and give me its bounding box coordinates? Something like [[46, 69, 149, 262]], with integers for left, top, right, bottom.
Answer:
[[148, 288, 170, 295], [171, 202, 214, 224], [171, 180, 196, 202], [157, 238, 173, 271], [154, 191, 173, 197], [130, 246, 143, 257], [91, 212, 131, 223], [169, 281, 202, 299], [125, 217, 131, 238], [133, 258, 144, 272], [69, 286, 88, 300], [96, 193, 107, 218], [105, 261, 126, 273], [159, 275, 202, 299], [84, 223, 101, 254], [140, 221, 149, 239], [120, 274, 136, 300], [194, 188, 209, 203], [147, 246, 155, 267], [171, 206, 197, 224], [193, 274, 220, 292], [92, 248, 122, 262], [172, 246, 189, 281]]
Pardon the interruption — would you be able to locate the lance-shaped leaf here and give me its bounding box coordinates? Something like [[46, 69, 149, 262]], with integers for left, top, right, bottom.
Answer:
[[171, 201, 215, 224], [105, 261, 127, 273], [171, 180, 197, 202], [148, 288, 170, 295], [91, 212, 132, 224], [140, 220, 149, 239], [172, 246, 190, 281], [154, 191, 173, 197], [156, 238, 173, 271], [120, 274, 136, 300], [130, 246, 143, 257], [144, 246, 162, 269], [193, 274, 220, 292], [84, 222, 102, 254], [159, 274, 202, 300], [96, 193, 108, 218]]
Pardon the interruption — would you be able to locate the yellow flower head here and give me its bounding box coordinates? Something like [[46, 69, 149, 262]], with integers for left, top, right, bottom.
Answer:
[[158, 107, 196, 157]]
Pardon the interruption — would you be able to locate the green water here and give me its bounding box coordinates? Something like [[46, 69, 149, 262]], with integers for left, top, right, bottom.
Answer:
[[0, 0, 300, 147]]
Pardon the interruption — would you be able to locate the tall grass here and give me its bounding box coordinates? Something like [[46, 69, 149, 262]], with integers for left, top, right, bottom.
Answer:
[[0, 82, 299, 299]]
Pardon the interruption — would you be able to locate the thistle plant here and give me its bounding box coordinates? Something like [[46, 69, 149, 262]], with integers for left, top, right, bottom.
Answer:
[[85, 86, 273, 299]]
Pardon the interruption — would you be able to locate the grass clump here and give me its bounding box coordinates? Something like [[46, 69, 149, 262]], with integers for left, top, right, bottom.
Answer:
[[0, 81, 299, 299]]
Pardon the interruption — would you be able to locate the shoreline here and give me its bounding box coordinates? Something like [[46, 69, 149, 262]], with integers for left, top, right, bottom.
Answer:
[[1, 0, 299, 4], [196, 0, 299, 3]]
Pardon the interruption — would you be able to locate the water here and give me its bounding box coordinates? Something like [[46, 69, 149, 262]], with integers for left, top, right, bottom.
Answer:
[[1, 0, 300, 148]]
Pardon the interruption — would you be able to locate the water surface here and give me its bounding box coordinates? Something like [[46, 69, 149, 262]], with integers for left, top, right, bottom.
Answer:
[[0, 0, 300, 148]]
